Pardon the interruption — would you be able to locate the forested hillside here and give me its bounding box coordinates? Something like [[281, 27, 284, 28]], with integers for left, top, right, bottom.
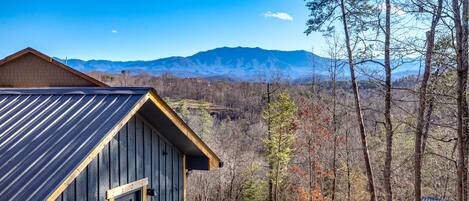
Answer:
[[87, 69, 454, 200]]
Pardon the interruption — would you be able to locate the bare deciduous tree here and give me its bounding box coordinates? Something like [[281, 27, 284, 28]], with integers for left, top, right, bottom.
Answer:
[[451, 0, 469, 200], [413, 0, 444, 200]]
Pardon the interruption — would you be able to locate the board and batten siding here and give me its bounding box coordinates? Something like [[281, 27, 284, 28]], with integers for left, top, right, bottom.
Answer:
[[0, 53, 98, 87], [55, 114, 184, 201]]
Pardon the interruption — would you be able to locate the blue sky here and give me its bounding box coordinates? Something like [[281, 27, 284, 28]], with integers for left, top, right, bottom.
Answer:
[[0, 0, 326, 60]]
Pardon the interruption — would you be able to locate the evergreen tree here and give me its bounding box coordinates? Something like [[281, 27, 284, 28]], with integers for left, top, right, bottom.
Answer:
[[262, 92, 298, 201]]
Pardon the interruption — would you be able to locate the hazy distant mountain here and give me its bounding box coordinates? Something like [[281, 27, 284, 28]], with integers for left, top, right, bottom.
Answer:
[[58, 47, 421, 82]]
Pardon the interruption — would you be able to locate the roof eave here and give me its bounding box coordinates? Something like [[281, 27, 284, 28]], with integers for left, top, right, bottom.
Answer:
[[146, 90, 221, 170]]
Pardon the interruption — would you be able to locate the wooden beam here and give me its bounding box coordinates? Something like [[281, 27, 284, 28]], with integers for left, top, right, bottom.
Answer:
[[106, 178, 148, 200], [147, 91, 220, 170], [46, 94, 150, 201]]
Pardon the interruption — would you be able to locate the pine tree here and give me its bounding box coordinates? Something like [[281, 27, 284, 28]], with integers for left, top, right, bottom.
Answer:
[[263, 92, 298, 201]]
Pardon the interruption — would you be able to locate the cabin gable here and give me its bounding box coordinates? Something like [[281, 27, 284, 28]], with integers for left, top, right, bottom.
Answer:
[[56, 114, 184, 201], [0, 53, 96, 87], [0, 48, 106, 87]]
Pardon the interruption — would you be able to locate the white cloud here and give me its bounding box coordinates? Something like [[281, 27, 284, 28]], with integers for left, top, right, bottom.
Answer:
[[264, 11, 293, 21], [111, 30, 118, 33]]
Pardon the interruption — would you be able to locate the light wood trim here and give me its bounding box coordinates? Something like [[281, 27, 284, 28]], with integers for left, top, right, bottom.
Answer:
[[147, 91, 220, 170], [142, 185, 147, 201], [183, 154, 187, 201], [0, 47, 107, 87], [106, 178, 148, 199], [46, 94, 150, 201]]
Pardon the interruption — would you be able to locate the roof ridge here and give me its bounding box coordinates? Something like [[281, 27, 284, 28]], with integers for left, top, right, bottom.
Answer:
[[0, 87, 152, 95]]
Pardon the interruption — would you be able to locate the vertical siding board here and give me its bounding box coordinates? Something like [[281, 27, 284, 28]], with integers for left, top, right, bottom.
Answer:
[[152, 132, 160, 199], [179, 154, 183, 201], [173, 150, 179, 201], [128, 116, 136, 182], [119, 125, 128, 185], [110, 134, 120, 188], [144, 124, 152, 187], [136, 116, 144, 180], [166, 144, 172, 201], [98, 145, 110, 201], [76, 167, 88, 201], [88, 158, 98, 201], [63, 180, 76, 201], [160, 140, 166, 201], [62, 184, 69, 201]]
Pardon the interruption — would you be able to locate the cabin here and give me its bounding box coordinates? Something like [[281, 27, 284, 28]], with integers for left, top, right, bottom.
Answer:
[[0, 48, 221, 201]]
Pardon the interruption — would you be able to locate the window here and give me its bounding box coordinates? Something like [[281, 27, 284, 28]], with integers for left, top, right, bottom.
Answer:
[[114, 190, 141, 201]]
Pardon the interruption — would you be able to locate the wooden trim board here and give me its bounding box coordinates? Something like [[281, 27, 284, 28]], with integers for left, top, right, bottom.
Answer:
[[142, 185, 147, 201], [106, 178, 148, 200]]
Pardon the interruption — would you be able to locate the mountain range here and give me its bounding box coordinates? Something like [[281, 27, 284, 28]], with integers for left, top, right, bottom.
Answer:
[[58, 47, 422, 82]]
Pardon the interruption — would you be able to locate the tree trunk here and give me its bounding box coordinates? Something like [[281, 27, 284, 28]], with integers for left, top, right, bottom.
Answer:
[[414, 1, 443, 200], [273, 128, 284, 201], [331, 44, 338, 201], [340, 0, 376, 200], [383, 1, 393, 200], [267, 83, 274, 201], [421, 70, 439, 154], [346, 130, 352, 201], [452, 0, 469, 200], [308, 139, 314, 201], [460, 0, 469, 201]]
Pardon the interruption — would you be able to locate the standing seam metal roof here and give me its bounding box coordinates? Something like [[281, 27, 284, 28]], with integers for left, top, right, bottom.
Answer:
[[0, 88, 148, 201]]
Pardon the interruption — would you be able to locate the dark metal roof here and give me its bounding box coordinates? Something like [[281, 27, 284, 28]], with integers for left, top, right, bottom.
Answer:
[[0, 88, 147, 200]]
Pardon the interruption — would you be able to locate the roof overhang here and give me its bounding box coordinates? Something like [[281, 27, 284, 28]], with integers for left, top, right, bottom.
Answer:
[[0, 87, 221, 171], [140, 89, 220, 170]]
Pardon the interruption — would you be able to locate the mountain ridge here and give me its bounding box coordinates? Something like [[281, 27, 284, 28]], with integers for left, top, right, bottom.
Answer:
[[58, 47, 419, 82]]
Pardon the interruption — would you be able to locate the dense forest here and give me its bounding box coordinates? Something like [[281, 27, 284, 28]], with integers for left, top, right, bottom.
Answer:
[[87, 0, 469, 200]]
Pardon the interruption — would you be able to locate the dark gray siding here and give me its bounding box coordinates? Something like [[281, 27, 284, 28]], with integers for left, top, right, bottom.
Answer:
[[58, 114, 184, 201]]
